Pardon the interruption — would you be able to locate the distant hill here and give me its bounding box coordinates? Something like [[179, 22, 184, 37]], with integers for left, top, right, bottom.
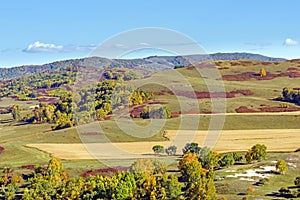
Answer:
[[0, 53, 286, 79]]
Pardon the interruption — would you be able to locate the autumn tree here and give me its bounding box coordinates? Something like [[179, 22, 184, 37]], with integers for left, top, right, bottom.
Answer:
[[276, 159, 288, 174], [23, 157, 67, 199], [11, 104, 21, 121], [245, 144, 267, 163], [198, 147, 218, 170], [0, 168, 23, 200], [178, 154, 216, 200], [259, 67, 267, 77]]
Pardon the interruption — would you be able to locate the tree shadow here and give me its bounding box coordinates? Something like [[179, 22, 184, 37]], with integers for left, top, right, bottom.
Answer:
[[0, 119, 13, 124], [266, 192, 296, 199], [13, 122, 29, 126]]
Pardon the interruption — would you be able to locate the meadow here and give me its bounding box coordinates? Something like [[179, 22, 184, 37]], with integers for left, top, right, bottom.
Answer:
[[0, 59, 300, 198]]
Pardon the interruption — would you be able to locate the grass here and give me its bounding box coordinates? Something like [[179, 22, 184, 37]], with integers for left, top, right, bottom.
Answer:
[[215, 152, 300, 199], [0, 60, 299, 198], [136, 60, 300, 113]]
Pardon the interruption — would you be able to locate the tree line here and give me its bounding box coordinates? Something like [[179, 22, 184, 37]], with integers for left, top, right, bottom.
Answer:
[[0, 156, 216, 199]]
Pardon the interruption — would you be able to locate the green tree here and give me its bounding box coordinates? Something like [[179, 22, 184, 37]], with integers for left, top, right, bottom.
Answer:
[[161, 174, 182, 199], [165, 145, 177, 156], [232, 152, 244, 162], [276, 159, 288, 174], [218, 153, 235, 168], [108, 172, 136, 200], [198, 147, 218, 170], [245, 144, 267, 163], [152, 145, 165, 154], [182, 142, 201, 154]]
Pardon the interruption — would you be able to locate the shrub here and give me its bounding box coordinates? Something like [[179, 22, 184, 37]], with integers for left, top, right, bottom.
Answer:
[[232, 152, 244, 162], [247, 187, 255, 193], [279, 187, 290, 194], [140, 105, 171, 119], [152, 145, 165, 155]]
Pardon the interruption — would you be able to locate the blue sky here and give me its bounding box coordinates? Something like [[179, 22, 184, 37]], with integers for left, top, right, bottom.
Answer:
[[0, 0, 300, 67]]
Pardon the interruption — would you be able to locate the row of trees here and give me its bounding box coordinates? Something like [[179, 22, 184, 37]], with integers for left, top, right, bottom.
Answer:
[[181, 143, 246, 170], [153, 143, 266, 172], [0, 156, 216, 199]]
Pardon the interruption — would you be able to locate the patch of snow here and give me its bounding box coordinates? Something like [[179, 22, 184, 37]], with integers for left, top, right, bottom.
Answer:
[[287, 162, 297, 168], [259, 166, 276, 171], [287, 157, 298, 161], [225, 170, 236, 172], [239, 177, 255, 181], [226, 165, 275, 179]]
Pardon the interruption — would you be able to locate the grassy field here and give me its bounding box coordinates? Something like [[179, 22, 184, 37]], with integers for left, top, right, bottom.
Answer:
[[26, 128, 300, 160], [137, 60, 300, 113], [0, 60, 300, 198]]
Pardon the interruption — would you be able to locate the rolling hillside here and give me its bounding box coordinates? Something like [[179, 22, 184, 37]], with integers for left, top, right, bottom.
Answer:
[[0, 53, 285, 79]]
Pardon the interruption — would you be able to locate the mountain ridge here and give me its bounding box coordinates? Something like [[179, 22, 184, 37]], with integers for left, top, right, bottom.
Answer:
[[0, 53, 286, 79]]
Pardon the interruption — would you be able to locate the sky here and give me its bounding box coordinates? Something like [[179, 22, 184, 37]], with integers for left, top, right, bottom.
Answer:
[[0, 0, 300, 68]]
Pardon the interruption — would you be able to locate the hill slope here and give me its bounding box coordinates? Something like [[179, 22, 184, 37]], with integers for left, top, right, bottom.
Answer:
[[0, 53, 285, 79]]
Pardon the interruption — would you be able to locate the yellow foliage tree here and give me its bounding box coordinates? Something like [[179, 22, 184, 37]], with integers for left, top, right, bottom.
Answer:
[[259, 67, 267, 77]]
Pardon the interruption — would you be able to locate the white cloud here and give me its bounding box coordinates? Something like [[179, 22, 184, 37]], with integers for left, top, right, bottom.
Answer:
[[284, 38, 298, 46], [24, 41, 64, 53], [139, 42, 150, 46], [23, 41, 97, 53]]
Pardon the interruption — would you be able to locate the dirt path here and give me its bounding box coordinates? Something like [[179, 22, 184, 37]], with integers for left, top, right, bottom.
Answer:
[[27, 128, 300, 160]]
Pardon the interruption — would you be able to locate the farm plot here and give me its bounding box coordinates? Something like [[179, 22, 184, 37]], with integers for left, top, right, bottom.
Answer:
[[27, 129, 300, 160]]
